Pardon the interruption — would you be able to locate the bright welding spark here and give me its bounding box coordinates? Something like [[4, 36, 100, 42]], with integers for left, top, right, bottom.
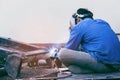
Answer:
[[48, 44, 60, 53], [48, 47, 58, 58], [49, 47, 58, 54]]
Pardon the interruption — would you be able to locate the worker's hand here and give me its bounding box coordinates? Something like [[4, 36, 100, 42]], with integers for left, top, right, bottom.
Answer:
[[48, 47, 59, 59], [69, 17, 75, 30]]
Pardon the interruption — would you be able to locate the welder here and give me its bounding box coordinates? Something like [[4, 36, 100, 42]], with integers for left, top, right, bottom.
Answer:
[[52, 8, 120, 74]]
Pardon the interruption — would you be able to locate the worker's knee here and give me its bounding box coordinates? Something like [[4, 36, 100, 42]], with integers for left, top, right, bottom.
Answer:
[[58, 48, 69, 60]]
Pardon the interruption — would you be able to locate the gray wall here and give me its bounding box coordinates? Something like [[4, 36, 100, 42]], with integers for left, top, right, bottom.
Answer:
[[0, 0, 120, 43]]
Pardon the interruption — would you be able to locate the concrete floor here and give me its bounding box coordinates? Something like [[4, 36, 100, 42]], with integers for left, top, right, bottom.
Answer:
[[58, 71, 120, 80]]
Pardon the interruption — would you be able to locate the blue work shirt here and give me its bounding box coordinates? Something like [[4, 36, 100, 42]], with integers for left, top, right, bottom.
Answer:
[[65, 18, 120, 64]]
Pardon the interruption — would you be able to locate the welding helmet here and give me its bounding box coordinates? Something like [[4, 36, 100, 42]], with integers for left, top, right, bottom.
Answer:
[[71, 8, 93, 25]]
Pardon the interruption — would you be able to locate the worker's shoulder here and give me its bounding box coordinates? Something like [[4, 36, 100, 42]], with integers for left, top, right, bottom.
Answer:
[[95, 19, 109, 24]]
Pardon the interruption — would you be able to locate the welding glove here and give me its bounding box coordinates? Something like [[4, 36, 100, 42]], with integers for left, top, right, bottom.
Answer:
[[49, 48, 59, 59]]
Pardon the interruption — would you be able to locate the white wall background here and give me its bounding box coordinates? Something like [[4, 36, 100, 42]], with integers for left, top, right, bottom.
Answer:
[[0, 0, 120, 43]]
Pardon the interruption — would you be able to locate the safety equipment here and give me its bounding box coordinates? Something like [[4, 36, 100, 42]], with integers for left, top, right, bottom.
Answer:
[[71, 13, 92, 25], [49, 47, 59, 59], [72, 13, 92, 19]]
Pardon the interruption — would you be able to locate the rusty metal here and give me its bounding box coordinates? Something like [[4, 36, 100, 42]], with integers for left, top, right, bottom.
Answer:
[[0, 37, 54, 79], [4, 54, 22, 78], [33, 61, 70, 80], [35, 72, 72, 80], [0, 37, 65, 80]]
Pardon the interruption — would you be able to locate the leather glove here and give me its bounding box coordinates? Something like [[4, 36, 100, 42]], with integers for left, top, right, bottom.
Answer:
[[49, 48, 59, 59]]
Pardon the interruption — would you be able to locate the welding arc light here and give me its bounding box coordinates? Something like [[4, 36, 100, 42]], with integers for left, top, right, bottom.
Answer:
[[49, 47, 58, 58]]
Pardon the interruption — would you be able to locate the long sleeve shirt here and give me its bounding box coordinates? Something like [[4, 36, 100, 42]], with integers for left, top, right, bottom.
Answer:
[[65, 18, 120, 64]]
